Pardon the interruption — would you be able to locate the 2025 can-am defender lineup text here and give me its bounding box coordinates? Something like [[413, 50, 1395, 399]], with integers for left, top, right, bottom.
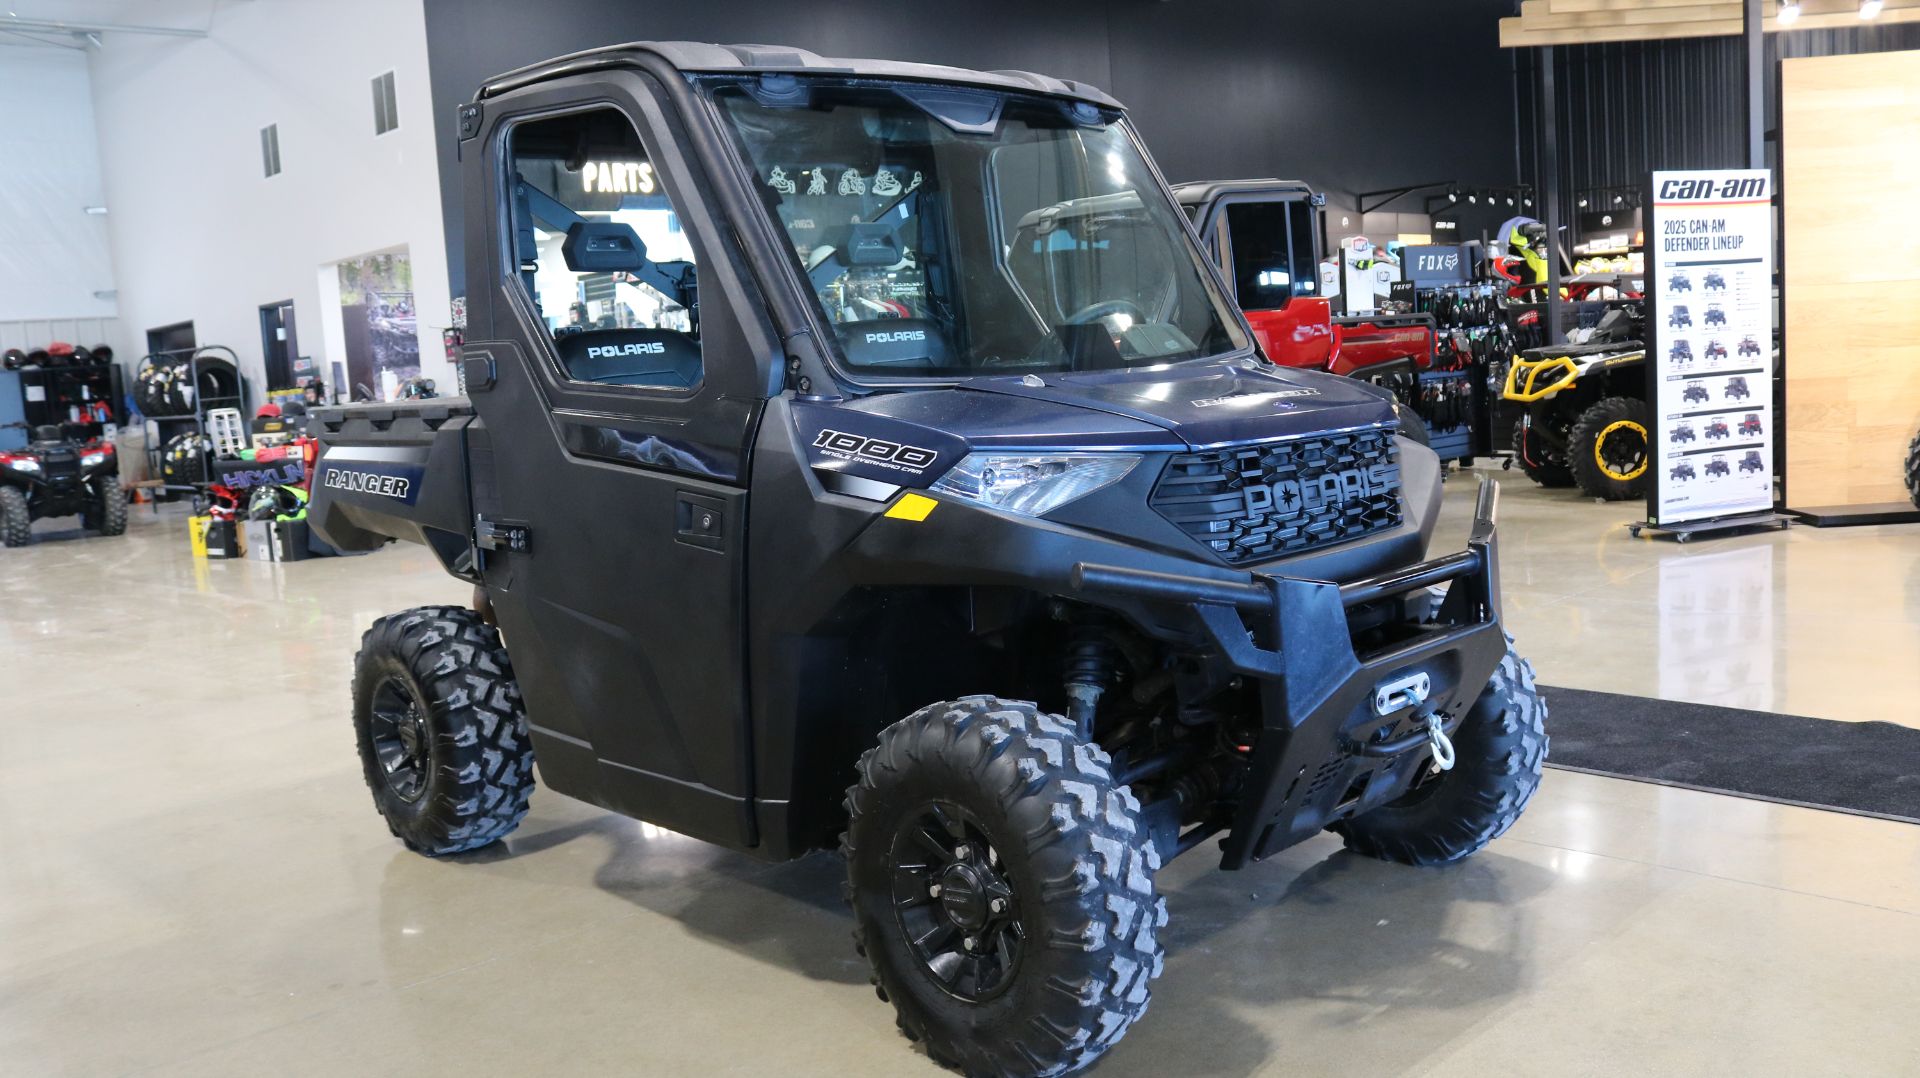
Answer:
[[308, 43, 1547, 1078], [0, 423, 124, 547]]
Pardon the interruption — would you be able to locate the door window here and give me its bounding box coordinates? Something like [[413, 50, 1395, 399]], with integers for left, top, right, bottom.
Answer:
[[1223, 199, 1319, 310], [504, 107, 702, 389]]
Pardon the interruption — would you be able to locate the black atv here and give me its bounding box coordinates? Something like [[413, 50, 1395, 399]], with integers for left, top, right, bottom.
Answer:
[[1703, 271, 1727, 292], [1671, 462, 1697, 482], [1668, 272, 1691, 292], [1738, 337, 1761, 358], [1725, 376, 1752, 401], [1502, 304, 1650, 500], [1705, 305, 1728, 327], [1669, 305, 1693, 329], [1682, 383, 1710, 404], [307, 42, 1547, 1078], [0, 423, 125, 547], [1670, 425, 1696, 444], [1705, 340, 1728, 361], [1704, 458, 1731, 478], [1740, 450, 1765, 475]]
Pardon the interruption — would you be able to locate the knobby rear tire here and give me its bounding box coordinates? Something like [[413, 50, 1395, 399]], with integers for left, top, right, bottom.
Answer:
[[351, 605, 534, 856]]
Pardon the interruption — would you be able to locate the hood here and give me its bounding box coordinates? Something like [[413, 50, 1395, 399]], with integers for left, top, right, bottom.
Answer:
[[789, 358, 1397, 493], [958, 357, 1397, 448]]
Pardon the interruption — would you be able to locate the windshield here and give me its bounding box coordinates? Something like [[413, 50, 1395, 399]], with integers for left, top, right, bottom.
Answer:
[[701, 76, 1248, 378]]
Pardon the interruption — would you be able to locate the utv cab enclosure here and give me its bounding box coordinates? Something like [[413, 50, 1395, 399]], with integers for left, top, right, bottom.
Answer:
[[310, 41, 1544, 1078]]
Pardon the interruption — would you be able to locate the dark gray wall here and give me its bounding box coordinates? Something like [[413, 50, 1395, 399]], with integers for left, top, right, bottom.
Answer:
[[1514, 23, 1920, 217], [423, 0, 1522, 296]]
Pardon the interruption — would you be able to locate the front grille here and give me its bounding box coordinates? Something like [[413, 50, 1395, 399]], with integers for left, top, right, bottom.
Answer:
[[1150, 428, 1402, 563]]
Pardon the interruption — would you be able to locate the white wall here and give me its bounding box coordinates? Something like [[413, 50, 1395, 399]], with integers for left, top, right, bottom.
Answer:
[[87, 0, 452, 396], [0, 46, 118, 324]]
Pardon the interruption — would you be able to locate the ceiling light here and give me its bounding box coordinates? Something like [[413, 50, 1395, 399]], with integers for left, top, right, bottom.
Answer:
[[1778, 1, 1801, 24], [1577, 197, 1589, 208], [1613, 194, 1625, 205], [83, 206, 108, 215], [1859, 0, 1883, 17], [1447, 189, 1458, 203], [1467, 193, 1477, 203]]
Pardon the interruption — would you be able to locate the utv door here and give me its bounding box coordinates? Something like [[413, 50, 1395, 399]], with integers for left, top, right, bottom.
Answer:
[[461, 76, 777, 849]]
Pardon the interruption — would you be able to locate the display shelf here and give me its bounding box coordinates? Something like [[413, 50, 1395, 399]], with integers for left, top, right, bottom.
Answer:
[[137, 346, 249, 498]]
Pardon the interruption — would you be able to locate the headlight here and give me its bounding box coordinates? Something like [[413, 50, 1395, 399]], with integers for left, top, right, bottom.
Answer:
[[929, 453, 1139, 517], [81, 451, 109, 467], [3, 458, 38, 474]]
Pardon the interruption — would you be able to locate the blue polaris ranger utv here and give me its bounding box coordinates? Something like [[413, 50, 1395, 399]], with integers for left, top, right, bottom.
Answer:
[[309, 42, 1546, 1078]]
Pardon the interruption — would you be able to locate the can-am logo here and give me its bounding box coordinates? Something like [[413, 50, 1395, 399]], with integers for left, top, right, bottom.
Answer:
[[1244, 463, 1393, 516], [323, 467, 412, 501], [811, 428, 938, 474], [864, 329, 926, 344], [586, 341, 666, 358], [1657, 175, 1767, 201]]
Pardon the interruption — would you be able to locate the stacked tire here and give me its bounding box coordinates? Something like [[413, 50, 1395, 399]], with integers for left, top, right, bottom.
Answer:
[[135, 352, 240, 417], [159, 432, 212, 487]]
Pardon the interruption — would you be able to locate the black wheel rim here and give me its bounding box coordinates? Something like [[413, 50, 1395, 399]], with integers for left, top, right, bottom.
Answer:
[[890, 801, 1024, 1003], [368, 677, 431, 803]]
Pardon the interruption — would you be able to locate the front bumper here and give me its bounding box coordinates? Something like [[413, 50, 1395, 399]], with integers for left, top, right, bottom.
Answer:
[[1072, 477, 1508, 869]]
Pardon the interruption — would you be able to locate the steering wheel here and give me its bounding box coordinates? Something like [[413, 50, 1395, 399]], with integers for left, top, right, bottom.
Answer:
[[1065, 299, 1148, 326]]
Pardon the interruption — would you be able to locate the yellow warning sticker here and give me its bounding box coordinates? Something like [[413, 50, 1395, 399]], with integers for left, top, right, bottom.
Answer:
[[884, 492, 939, 521]]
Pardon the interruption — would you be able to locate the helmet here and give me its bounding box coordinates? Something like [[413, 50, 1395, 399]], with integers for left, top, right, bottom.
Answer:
[[246, 483, 309, 522], [256, 402, 283, 419], [2, 349, 24, 370]]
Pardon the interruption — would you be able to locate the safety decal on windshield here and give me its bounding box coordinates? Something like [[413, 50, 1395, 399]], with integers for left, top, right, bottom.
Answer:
[[1190, 388, 1323, 408]]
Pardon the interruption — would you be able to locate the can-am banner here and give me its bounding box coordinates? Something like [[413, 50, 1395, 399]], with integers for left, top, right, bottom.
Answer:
[[1645, 169, 1775, 526]]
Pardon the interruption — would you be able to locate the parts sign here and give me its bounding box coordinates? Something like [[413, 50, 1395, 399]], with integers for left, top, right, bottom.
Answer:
[[1645, 169, 1774, 526]]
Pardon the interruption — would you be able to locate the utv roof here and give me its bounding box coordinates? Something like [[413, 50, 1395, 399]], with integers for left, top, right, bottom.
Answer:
[[477, 41, 1121, 108], [1170, 179, 1315, 206]]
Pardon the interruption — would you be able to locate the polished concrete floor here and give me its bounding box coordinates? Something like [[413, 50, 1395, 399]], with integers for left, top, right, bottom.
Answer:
[[2, 475, 1916, 1077]]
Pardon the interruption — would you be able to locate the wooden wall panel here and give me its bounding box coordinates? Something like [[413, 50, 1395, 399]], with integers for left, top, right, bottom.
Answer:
[[1781, 49, 1920, 509]]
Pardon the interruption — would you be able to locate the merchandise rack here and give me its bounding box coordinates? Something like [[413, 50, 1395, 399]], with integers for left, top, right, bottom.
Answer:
[[139, 345, 249, 501], [9, 361, 125, 443]]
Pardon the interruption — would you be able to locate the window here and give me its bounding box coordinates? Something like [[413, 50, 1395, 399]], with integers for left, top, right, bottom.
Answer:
[[260, 124, 281, 178], [1223, 200, 1319, 310], [706, 77, 1246, 378], [504, 108, 701, 389], [372, 71, 398, 136]]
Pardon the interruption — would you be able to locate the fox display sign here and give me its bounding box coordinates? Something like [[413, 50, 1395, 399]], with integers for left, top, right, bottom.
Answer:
[[1645, 168, 1775, 527]]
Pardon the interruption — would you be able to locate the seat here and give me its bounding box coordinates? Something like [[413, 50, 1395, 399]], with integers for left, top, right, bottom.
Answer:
[[833, 318, 952, 371], [553, 327, 702, 389]]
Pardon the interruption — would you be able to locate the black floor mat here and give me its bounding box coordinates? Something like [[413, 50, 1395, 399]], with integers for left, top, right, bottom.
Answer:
[[1540, 686, 1920, 823]]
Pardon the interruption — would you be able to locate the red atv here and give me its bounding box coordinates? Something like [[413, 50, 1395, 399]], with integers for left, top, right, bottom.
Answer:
[[1173, 180, 1448, 451], [0, 423, 124, 546]]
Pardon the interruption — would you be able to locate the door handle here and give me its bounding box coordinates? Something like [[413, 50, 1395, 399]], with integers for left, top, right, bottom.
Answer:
[[675, 492, 725, 551]]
